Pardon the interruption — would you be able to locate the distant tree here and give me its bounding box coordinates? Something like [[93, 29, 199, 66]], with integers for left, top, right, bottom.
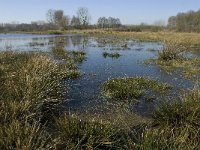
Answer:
[[168, 16, 176, 29], [77, 7, 91, 27], [167, 9, 200, 32], [97, 17, 108, 28], [71, 16, 81, 28], [114, 18, 122, 27], [97, 17, 121, 28], [54, 10, 70, 29], [46, 9, 70, 30], [46, 9, 55, 24]]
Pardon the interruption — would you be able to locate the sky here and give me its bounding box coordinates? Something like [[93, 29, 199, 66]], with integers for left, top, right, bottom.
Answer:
[[0, 0, 200, 25]]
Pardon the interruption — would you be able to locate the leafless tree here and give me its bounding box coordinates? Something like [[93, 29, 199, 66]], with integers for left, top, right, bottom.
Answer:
[[46, 9, 70, 29], [77, 7, 91, 27], [97, 17, 121, 28], [97, 17, 108, 28], [46, 9, 55, 24], [71, 16, 81, 28]]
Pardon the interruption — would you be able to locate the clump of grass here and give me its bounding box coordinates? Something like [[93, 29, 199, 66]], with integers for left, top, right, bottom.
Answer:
[[102, 77, 171, 102], [51, 47, 69, 60], [102, 52, 121, 58], [141, 88, 200, 149], [158, 40, 186, 61], [0, 118, 54, 150], [64, 69, 81, 79], [71, 50, 86, 63], [0, 51, 80, 149], [55, 114, 135, 150], [153, 88, 200, 128], [154, 40, 200, 78], [0, 52, 68, 103]]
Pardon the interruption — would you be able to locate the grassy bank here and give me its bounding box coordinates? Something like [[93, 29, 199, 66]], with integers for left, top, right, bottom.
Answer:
[[19, 29, 200, 46], [75, 30, 200, 47]]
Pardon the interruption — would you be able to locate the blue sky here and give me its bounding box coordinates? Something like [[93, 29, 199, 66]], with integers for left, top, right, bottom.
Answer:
[[0, 0, 199, 25]]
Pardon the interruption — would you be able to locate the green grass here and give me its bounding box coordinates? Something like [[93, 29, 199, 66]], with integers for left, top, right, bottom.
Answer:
[[55, 114, 133, 149], [102, 77, 171, 102], [102, 52, 121, 58], [0, 51, 79, 149], [70, 50, 86, 63], [158, 40, 186, 61], [141, 88, 200, 149], [53, 88, 200, 149], [155, 41, 200, 78], [0, 50, 199, 150]]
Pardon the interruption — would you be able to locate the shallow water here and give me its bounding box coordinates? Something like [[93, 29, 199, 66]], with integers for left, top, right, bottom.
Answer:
[[0, 34, 197, 116]]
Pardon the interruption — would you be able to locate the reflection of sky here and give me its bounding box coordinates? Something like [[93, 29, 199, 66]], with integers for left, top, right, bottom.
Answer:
[[0, 34, 82, 51]]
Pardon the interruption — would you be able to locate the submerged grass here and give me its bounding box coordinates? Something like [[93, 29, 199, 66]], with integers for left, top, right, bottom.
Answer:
[[70, 50, 86, 63], [102, 52, 121, 58], [102, 77, 171, 102]]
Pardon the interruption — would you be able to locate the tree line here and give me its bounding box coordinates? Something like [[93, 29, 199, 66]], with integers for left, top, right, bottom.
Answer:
[[1, 8, 200, 33], [168, 9, 200, 32], [0, 7, 122, 32]]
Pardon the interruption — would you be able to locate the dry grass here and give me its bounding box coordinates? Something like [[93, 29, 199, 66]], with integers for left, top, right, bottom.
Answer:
[[61, 29, 200, 46]]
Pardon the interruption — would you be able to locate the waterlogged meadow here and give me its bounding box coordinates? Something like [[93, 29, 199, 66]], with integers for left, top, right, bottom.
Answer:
[[0, 33, 199, 149]]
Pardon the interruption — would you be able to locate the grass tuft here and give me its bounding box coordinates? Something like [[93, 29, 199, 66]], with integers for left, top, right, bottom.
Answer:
[[141, 88, 200, 149], [102, 52, 121, 58], [102, 77, 171, 102]]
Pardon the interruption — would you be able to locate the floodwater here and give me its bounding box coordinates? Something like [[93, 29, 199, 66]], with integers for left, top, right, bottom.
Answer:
[[0, 34, 197, 116]]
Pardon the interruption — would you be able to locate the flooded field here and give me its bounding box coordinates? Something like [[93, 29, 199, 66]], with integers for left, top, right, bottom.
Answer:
[[0, 34, 198, 116], [1, 33, 199, 149]]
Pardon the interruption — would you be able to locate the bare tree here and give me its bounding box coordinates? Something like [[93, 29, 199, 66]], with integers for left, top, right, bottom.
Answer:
[[46, 9, 55, 24], [46, 9, 70, 30], [71, 16, 81, 28], [97, 17, 108, 28], [77, 7, 91, 27]]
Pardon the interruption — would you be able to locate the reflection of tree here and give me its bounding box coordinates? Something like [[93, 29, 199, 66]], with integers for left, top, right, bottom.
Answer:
[[29, 37, 49, 47], [50, 36, 88, 64], [82, 36, 89, 49], [70, 36, 89, 49], [51, 36, 69, 59], [70, 36, 82, 47]]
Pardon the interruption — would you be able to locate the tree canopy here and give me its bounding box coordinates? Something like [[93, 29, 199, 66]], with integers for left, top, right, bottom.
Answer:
[[168, 9, 200, 32]]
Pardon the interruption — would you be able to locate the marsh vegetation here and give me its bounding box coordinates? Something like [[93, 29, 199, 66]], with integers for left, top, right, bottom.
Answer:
[[102, 52, 121, 58], [0, 32, 199, 149], [102, 77, 171, 102]]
